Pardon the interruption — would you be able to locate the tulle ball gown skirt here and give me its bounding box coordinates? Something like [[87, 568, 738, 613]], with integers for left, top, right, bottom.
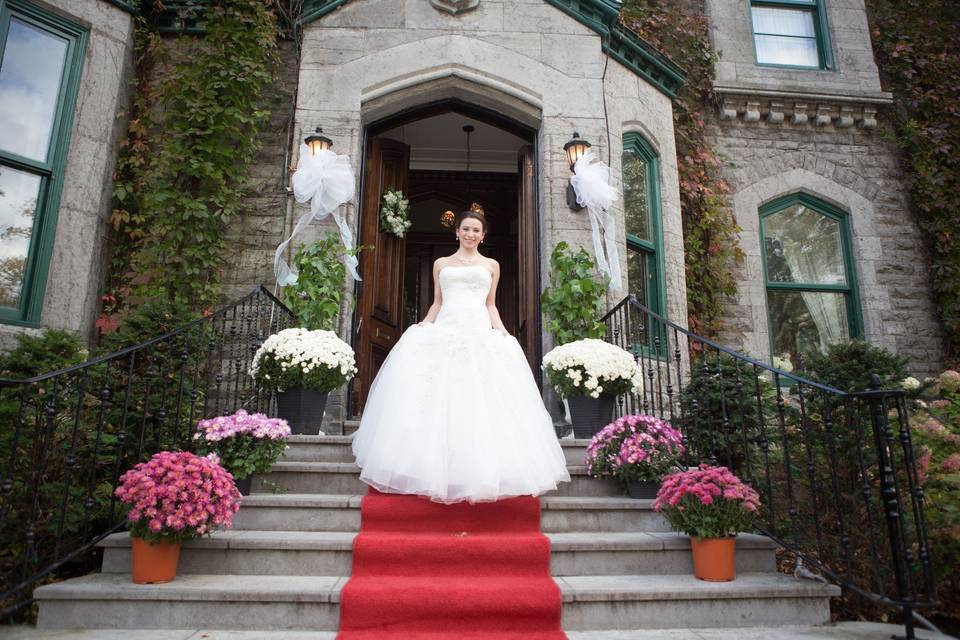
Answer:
[[351, 322, 571, 504]]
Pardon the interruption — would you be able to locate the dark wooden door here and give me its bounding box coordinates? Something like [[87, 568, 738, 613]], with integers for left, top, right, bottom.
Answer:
[[353, 138, 409, 414], [517, 144, 540, 380]]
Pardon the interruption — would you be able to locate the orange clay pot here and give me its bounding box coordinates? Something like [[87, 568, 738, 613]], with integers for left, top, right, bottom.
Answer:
[[690, 536, 736, 582], [131, 536, 181, 584]]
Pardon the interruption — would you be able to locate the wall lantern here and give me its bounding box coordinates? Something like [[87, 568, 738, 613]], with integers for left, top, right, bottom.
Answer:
[[563, 132, 591, 211], [305, 126, 333, 155]]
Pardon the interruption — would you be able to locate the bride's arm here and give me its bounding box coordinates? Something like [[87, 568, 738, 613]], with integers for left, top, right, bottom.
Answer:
[[418, 259, 444, 325], [486, 261, 509, 335]]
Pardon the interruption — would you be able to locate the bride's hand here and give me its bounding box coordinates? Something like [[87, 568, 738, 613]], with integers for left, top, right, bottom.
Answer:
[[418, 320, 432, 326]]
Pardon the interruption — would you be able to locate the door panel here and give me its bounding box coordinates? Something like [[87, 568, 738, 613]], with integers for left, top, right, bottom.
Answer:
[[517, 145, 540, 380], [353, 138, 409, 414]]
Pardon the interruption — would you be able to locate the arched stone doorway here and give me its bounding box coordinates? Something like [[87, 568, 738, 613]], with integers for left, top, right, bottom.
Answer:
[[351, 99, 540, 416]]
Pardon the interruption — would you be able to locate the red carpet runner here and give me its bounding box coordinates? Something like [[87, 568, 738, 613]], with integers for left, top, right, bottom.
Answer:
[[336, 489, 567, 640]]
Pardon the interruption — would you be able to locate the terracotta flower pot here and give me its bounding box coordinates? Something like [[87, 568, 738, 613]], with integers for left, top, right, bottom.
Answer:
[[131, 536, 181, 584], [690, 536, 736, 582]]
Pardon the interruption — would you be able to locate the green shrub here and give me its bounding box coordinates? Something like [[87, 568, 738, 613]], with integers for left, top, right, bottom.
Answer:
[[801, 340, 910, 393], [282, 233, 360, 331], [540, 241, 607, 345]]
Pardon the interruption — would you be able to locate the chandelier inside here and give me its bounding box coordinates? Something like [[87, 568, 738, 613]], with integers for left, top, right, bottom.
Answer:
[[441, 124, 484, 227]]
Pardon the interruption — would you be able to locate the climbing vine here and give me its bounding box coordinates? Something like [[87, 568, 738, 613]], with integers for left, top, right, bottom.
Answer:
[[103, 0, 278, 330], [865, 0, 960, 366], [620, 0, 744, 339]]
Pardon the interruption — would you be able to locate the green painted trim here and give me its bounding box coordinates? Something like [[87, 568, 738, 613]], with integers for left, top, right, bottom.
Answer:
[[0, 0, 88, 324], [758, 192, 863, 365], [749, 0, 834, 71], [102, 0, 138, 14], [622, 132, 666, 324], [300, 0, 686, 98]]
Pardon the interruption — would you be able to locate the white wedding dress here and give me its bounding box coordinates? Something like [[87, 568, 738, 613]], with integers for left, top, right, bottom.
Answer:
[[352, 264, 571, 503]]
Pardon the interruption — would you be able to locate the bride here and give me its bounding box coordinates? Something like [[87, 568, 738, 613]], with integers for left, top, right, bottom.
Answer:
[[351, 208, 571, 503]]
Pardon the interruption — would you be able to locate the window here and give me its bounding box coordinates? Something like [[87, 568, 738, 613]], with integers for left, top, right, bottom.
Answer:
[[760, 194, 861, 367], [751, 0, 832, 69], [0, 1, 86, 324], [622, 133, 665, 337]]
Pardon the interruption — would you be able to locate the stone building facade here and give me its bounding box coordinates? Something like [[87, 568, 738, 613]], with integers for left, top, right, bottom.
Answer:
[[0, 0, 946, 402]]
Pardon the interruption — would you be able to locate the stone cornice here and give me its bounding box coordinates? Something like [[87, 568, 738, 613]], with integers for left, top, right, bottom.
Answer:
[[301, 0, 687, 99], [714, 86, 894, 130]]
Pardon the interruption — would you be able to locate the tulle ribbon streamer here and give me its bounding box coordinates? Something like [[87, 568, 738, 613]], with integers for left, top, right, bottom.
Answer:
[[569, 150, 622, 292], [274, 144, 361, 286]]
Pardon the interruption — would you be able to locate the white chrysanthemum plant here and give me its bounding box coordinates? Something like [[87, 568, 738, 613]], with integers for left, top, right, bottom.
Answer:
[[250, 328, 358, 394], [379, 188, 412, 237], [542, 338, 643, 400]]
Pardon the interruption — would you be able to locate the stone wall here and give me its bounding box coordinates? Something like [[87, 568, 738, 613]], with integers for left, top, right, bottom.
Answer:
[[0, 0, 133, 350]]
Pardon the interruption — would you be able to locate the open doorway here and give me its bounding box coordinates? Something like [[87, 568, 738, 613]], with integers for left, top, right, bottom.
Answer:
[[351, 102, 538, 416]]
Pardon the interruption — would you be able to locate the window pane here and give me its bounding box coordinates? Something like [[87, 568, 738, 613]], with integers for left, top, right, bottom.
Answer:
[[755, 34, 820, 66], [764, 204, 846, 285], [0, 17, 69, 162], [622, 150, 650, 241], [768, 289, 850, 363], [0, 164, 41, 308], [752, 6, 816, 37], [627, 246, 650, 307]]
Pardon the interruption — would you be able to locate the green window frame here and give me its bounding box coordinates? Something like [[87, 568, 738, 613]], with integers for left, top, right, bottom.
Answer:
[[0, 0, 87, 326], [749, 0, 834, 70], [760, 193, 862, 369], [622, 133, 666, 352]]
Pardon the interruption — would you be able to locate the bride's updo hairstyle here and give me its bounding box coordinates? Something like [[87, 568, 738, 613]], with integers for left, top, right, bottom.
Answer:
[[455, 209, 488, 233]]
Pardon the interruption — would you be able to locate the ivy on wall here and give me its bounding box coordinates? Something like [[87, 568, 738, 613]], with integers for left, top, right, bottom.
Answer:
[[620, 0, 744, 339], [865, 0, 960, 366], [103, 0, 278, 329]]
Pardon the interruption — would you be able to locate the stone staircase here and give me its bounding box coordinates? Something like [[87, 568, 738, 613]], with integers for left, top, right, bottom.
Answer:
[[33, 433, 839, 634]]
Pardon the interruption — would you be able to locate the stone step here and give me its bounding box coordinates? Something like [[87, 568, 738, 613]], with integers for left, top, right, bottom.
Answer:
[[253, 462, 623, 497], [35, 572, 837, 631], [281, 434, 591, 466], [5, 624, 956, 640], [98, 531, 776, 577], [231, 494, 673, 533], [559, 573, 839, 630]]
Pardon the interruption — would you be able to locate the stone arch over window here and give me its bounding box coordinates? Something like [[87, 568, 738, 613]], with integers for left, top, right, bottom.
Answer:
[[759, 193, 862, 369]]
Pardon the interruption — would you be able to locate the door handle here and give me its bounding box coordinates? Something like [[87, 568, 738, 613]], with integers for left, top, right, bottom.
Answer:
[[376, 327, 392, 341]]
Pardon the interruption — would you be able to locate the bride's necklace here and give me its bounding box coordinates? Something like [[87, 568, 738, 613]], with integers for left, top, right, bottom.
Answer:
[[453, 252, 481, 266]]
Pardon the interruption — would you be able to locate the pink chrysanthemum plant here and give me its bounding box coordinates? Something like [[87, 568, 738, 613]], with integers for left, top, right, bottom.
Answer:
[[194, 410, 292, 481], [653, 465, 761, 539], [114, 451, 242, 544], [584, 414, 685, 483]]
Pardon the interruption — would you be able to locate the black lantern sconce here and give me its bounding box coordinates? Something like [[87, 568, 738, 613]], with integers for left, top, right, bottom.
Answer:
[[563, 132, 591, 211], [304, 126, 333, 155]]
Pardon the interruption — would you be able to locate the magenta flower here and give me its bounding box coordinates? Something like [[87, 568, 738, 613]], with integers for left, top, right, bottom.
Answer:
[[653, 465, 761, 538], [115, 450, 242, 544], [584, 413, 685, 483]]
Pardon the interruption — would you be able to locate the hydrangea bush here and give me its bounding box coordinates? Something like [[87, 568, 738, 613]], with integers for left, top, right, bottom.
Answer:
[[585, 414, 685, 483], [653, 465, 760, 538], [194, 410, 291, 480], [251, 328, 357, 393], [115, 451, 242, 544], [542, 338, 643, 399]]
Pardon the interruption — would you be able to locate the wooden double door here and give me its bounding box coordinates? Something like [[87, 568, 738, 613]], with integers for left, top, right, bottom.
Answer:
[[351, 138, 538, 416]]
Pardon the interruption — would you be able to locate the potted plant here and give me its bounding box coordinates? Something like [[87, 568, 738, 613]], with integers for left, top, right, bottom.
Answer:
[[194, 410, 292, 495], [250, 327, 357, 434], [585, 413, 685, 498], [542, 338, 642, 438], [653, 465, 761, 582], [114, 450, 241, 584]]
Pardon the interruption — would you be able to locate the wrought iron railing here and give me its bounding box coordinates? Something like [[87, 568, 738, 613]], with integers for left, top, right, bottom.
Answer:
[[0, 286, 296, 618], [602, 295, 937, 639]]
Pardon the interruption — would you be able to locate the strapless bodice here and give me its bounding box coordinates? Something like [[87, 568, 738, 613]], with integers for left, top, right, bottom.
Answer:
[[434, 265, 493, 330]]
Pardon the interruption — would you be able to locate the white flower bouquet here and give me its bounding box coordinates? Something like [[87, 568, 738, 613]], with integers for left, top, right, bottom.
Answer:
[[542, 338, 642, 399], [379, 189, 412, 237], [250, 328, 357, 393]]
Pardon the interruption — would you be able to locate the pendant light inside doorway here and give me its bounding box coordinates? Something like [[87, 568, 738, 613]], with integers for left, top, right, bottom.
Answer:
[[441, 124, 484, 228]]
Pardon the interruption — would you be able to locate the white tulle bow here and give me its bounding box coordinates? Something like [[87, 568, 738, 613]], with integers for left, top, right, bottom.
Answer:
[[274, 145, 360, 286], [569, 150, 622, 292]]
